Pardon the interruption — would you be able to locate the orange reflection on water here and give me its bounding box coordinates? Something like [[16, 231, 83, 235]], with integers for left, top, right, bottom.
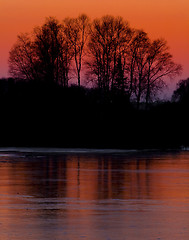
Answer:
[[0, 152, 189, 239], [1, 152, 189, 200]]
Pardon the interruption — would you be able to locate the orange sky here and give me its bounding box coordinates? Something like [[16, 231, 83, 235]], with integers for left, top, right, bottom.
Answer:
[[0, 0, 189, 91]]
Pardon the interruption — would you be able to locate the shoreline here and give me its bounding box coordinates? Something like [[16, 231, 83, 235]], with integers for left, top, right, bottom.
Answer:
[[0, 146, 184, 154]]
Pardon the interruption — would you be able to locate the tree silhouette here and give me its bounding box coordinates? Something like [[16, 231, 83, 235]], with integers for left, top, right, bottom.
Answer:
[[87, 15, 132, 92], [126, 30, 182, 108], [63, 14, 90, 86], [9, 14, 182, 104], [34, 17, 62, 83], [145, 38, 182, 107], [127, 30, 150, 108], [9, 17, 73, 86], [8, 33, 38, 80]]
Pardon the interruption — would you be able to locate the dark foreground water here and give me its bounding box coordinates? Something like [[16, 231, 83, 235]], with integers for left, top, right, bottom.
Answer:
[[1, 149, 189, 240]]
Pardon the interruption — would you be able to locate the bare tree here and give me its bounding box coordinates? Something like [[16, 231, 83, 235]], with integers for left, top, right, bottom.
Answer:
[[126, 30, 182, 108], [9, 17, 73, 86], [58, 32, 73, 87], [63, 14, 90, 86], [127, 30, 150, 108], [87, 15, 132, 92], [34, 17, 71, 84], [145, 39, 182, 106], [9, 33, 39, 80]]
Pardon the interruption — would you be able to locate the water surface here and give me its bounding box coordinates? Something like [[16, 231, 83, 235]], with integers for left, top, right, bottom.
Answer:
[[0, 149, 189, 239]]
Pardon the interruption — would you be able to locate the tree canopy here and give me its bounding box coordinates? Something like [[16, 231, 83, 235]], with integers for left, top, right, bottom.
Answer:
[[8, 14, 182, 105]]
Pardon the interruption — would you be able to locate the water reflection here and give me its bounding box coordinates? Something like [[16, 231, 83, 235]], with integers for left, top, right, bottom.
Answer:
[[1, 151, 189, 239]]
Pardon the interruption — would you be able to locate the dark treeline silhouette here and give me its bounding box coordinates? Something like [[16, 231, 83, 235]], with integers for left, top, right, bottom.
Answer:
[[0, 77, 189, 149], [1, 15, 187, 149]]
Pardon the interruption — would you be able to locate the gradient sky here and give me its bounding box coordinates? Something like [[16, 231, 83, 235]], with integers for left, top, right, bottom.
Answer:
[[0, 0, 188, 92]]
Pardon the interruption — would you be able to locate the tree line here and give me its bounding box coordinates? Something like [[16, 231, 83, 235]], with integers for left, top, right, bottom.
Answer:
[[8, 14, 182, 108], [0, 77, 187, 149]]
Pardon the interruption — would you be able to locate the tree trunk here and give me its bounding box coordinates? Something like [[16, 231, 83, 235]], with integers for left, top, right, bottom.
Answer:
[[78, 71, 81, 87], [145, 81, 150, 109], [137, 92, 141, 110]]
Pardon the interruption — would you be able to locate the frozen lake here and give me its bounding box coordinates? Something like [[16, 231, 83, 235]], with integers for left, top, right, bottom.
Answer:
[[0, 149, 189, 239]]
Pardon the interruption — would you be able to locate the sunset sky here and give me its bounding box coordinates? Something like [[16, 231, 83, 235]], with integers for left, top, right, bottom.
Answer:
[[0, 0, 188, 92]]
